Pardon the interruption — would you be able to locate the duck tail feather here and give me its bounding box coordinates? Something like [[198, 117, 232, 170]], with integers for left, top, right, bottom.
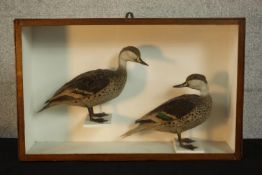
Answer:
[[38, 103, 51, 113], [38, 100, 57, 113], [120, 125, 144, 138], [38, 95, 73, 113], [121, 123, 157, 138]]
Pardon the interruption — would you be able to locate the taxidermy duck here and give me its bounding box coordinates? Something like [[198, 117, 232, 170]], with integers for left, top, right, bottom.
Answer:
[[39, 46, 148, 123], [122, 74, 212, 150]]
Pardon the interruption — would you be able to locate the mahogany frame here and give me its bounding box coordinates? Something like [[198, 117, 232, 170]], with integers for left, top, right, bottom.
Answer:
[[14, 18, 245, 161]]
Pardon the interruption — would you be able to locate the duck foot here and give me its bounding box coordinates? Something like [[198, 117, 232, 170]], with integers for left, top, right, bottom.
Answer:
[[93, 112, 109, 117], [181, 138, 195, 143], [90, 117, 108, 123], [87, 107, 109, 123], [177, 133, 197, 150], [180, 144, 197, 150]]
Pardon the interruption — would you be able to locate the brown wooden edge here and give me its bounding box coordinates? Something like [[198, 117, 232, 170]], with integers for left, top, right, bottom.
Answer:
[[14, 20, 26, 161], [14, 18, 243, 26], [21, 153, 239, 161], [234, 18, 246, 160], [14, 18, 245, 161]]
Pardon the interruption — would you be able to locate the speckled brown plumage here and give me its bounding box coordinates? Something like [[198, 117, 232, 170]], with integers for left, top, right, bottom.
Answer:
[[135, 94, 212, 133], [43, 69, 127, 108]]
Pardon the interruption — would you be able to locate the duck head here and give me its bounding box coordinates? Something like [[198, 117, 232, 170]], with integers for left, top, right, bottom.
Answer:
[[173, 74, 209, 95], [119, 46, 148, 66]]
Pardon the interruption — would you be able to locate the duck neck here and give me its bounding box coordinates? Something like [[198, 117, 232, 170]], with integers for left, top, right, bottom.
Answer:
[[199, 86, 209, 97], [117, 57, 127, 72]]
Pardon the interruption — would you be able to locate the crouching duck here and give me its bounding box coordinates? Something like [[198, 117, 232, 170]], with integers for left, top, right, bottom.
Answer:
[[39, 46, 148, 123], [122, 74, 212, 150]]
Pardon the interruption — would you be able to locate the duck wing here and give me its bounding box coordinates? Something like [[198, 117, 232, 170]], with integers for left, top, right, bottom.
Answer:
[[136, 94, 199, 124], [47, 69, 114, 102]]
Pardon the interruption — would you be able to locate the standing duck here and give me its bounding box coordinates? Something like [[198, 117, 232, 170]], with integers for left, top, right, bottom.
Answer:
[[39, 46, 148, 123], [122, 74, 212, 150]]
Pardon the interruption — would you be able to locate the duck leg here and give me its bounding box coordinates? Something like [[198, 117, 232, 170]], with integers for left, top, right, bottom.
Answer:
[[177, 132, 197, 150], [87, 107, 108, 123]]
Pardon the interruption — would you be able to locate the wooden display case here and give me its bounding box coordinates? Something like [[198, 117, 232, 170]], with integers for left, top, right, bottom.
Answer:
[[15, 18, 245, 160]]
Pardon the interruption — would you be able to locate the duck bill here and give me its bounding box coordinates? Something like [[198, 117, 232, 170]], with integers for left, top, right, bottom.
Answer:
[[173, 82, 187, 88], [138, 58, 149, 66]]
